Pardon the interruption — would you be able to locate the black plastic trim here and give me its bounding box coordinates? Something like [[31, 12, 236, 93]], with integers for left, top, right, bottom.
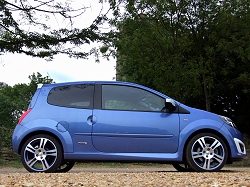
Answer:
[[93, 84, 102, 109], [178, 105, 190, 114]]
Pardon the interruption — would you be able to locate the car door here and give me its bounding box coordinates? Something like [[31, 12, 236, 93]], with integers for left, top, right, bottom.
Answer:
[[91, 84, 180, 153]]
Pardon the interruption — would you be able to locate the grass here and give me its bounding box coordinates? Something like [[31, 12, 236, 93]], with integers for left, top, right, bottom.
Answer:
[[0, 158, 23, 168], [0, 158, 171, 169], [0, 158, 249, 169]]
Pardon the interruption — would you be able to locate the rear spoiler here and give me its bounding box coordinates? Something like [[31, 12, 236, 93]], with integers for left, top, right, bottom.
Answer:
[[37, 84, 43, 89], [28, 84, 43, 109]]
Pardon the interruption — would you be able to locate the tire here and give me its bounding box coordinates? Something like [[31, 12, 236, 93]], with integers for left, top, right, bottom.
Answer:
[[172, 163, 194, 172], [186, 133, 228, 172], [21, 134, 63, 173], [56, 161, 75, 172]]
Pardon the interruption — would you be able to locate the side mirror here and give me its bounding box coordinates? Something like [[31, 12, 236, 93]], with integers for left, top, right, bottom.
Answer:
[[165, 98, 176, 111]]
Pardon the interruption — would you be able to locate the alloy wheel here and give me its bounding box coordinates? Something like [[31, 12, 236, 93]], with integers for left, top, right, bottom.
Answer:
[[21, 134, 62, 172], [186, 133, 228, 172]]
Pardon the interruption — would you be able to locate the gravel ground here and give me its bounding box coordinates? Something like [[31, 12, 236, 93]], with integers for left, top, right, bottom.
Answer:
[[0, 167, 250, 187]]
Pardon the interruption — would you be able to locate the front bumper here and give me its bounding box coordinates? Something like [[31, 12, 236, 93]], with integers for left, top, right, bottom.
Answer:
[[220, 124, 247, 162]]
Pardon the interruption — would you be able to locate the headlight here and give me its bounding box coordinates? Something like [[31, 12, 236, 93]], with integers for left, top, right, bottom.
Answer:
[[219, 115, 237, 129]]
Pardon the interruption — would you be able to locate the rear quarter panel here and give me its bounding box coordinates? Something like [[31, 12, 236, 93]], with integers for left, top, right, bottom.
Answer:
[[13, 119, 73, 153]]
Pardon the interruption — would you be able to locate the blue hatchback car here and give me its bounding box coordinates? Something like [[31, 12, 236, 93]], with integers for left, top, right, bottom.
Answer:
[[12, 81, 246, 172]]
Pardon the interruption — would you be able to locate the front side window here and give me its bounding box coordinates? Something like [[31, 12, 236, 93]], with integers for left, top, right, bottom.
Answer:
[[48, 84, 94, 109], [102, 85, 165, 112]]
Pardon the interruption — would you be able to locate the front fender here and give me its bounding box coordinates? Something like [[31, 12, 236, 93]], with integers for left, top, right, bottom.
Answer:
[[12, 119, 73, 153], [178, 119, 223, 155]]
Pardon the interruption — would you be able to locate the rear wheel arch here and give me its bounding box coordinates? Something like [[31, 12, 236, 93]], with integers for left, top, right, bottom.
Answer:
[[18, 131, 64, 155]]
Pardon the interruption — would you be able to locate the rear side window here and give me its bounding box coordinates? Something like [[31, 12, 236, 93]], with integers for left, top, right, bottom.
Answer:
[[47, 84, 94, 109]]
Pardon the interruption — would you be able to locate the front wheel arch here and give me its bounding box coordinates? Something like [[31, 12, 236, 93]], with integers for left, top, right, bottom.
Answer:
[[185, 133, 228, 171], [182, 129, 231, 164]]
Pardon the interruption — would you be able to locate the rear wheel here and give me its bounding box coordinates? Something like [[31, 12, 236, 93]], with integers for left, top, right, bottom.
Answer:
[[56, 161, 75, 172], [21, 134, 63, 173], [186, 133, 228, 172], [172, 163, 193, 172]]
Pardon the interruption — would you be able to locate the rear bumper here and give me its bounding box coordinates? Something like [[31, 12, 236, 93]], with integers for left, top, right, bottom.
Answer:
[[12, 124, 28, 153]]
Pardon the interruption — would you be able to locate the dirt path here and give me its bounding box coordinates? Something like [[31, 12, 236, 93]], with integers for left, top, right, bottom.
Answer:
[[0, 167, 250, 186], [0, 166, 250, 173]]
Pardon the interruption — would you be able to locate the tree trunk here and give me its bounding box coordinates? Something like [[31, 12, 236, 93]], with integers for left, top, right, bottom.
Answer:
[[202, 74, 211, 111]]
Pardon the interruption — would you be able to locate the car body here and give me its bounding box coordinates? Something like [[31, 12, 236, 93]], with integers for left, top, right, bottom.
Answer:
[[12, 81, 246, 172]]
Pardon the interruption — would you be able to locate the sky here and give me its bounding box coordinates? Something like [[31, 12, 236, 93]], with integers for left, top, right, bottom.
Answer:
[[0, 53, 116, 86], [0, 0, 117, 86]]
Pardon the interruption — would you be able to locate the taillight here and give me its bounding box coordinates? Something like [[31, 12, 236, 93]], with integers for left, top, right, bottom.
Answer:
[[18, 108, 32, 124]]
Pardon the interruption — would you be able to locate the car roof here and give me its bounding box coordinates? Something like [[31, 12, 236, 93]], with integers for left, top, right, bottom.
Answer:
[[41, 81, 138, 87]]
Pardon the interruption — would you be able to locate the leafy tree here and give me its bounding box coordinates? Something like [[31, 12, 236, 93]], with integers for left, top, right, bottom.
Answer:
[[0, 73, 54, 159], [0, 0, 110, 59], [110, 0, 206, 105], [0, 84, 31, 124], [0, 92, 15, 127], [28, 72, 55, 95], [107, 0, 250, 133], [0, 72, 54, 125], [0, 92, 15, 153]]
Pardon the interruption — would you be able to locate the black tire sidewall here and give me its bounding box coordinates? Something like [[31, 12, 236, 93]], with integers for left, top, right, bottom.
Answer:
[[186, 133, 228, 172], [172, 163, 194, 172], [21, 134, 63, 173], [56, 161, 75, 172]]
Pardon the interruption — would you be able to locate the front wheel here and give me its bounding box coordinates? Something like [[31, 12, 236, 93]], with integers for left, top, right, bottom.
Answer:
[[21, 134, 63, 173], [186, 133, 228, 172]]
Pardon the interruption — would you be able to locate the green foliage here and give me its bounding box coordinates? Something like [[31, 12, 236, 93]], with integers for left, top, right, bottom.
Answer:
[[113, 1, 204, 103], [108, 0, 250, 133], [0, 92, 15, 128], [0, 1, 109, 59], [0, 72, 54, 162]]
